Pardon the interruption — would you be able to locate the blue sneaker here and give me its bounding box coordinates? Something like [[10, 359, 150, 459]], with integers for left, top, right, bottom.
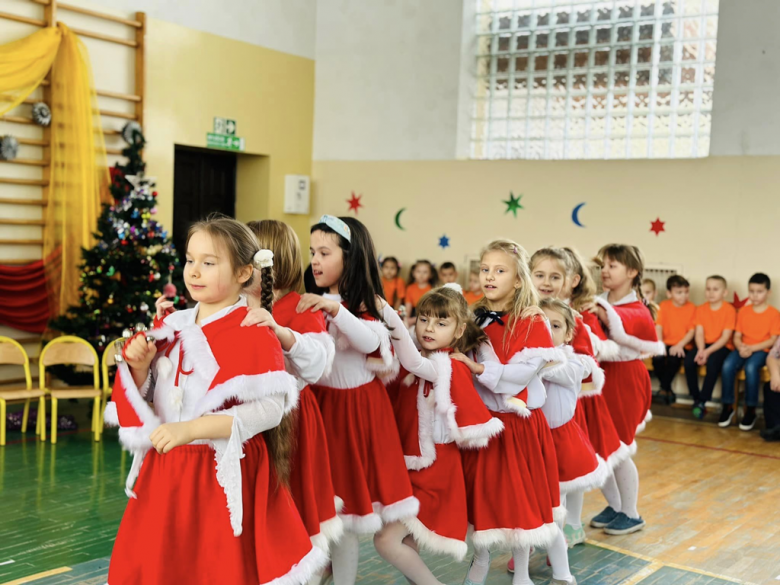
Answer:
[[603, 512, 646, 535], [590, 506, 618, 528]]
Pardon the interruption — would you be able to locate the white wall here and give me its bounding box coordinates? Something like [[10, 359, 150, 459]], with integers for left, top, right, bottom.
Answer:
[[90, 0, 317, 59], [709, 0, 780, 156], [312, 0, 468, 161], [314, 0, 780, 161]]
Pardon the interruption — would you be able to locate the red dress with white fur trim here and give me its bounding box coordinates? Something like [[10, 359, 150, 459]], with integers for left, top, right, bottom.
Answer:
[[311, 294, 418, 534], [273, 292, 343, 551], [595, 293, 665, 453], [104, 300, 327, 585], [463, 314, 567, 550], [393, 352, 503, 560], [571, 313, 630, 471]]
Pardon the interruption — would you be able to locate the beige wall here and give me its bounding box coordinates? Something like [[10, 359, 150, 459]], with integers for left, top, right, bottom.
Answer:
[[312, 157, 780, 305]]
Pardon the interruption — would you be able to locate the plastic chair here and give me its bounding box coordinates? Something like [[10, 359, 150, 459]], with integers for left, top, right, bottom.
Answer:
[[39, 336, 101, 444], [0, 337, 47, 445], [100, 339, 123, 429]]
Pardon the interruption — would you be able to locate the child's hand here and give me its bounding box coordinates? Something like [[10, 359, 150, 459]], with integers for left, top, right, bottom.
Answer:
[[694, 349, 708, 365], [241, 307, 278, 331], [451, 352, 485, 375], [150, 422, 193, 454], [669, 344, 685, 358], [771, 375, 780, 392], [123, 334, 157, 372], [375, 295, 388, 312], [155, 295, 174, 319], [739, 346, 753, 358], [580, 300, 597, 314], [297, 294, 341, 317], [596, 306, 609, 329]]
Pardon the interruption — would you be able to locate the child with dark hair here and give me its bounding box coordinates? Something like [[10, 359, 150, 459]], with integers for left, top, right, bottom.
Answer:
[[719, 273, 780, 431], [438, 262, 459, 284], [652, 274, 696, 405], [405, 260, 438, 324], [381, 257, 406, 310]]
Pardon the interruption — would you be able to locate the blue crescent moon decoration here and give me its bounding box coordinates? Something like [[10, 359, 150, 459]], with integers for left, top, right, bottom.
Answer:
[[572, 203, 586, 228], [395, 208, 406, 231]]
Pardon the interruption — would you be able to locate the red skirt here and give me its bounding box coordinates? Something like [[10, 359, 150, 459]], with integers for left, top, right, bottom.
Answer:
[[461, 411, 560, 550], [601, 360, 653, 450], [551, 419, 608, 494], [313, 379, 418, 534], [403, 443, 469, 561], [290, 386, 343, 550], [575, 394, 630, 470], [108, 436, 326, 585]]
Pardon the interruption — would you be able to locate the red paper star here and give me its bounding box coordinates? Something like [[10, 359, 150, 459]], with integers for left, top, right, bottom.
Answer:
[[733, 293, 748, 309], [347, 192, 363, 214], [650, 217, 665, 236]]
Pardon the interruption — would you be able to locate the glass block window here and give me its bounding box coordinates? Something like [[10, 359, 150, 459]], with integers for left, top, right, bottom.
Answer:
[[470, 0, 719, 159]]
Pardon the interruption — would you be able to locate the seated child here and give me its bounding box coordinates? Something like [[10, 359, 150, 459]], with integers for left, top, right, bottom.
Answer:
[[719, 273, 780, 431], [463, 269, 483, 306], [762, 339, 780, 442], [404, 260, 438, 325], [652, 275, 696, 404], [641, 278, 657, 305], [381, 256, 406, 310], [439, 262, 459, 284], [684, 275, 735, 419]]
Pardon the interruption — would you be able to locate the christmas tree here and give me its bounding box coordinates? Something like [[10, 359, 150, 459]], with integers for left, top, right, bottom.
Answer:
[[50, 122, 188, 355]]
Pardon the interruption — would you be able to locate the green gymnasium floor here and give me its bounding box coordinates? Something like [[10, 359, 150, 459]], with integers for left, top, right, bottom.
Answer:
[[0, 426, 750, 585]]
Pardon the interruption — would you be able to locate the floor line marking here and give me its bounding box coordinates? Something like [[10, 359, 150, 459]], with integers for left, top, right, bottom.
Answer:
[[0, 567, 72, 585], [637, 435, 780, 461], [622, 561, 663, 585]]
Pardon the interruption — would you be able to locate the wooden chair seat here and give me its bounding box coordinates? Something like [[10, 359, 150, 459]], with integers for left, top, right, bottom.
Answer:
[[0, 389, 46, 401], [49, 388, 102, 399]]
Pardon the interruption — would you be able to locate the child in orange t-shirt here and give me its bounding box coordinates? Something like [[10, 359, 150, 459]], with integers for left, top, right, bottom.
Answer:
[[652, 275, 696, 404], [381, 257, 406, 309], [404, 260, 437, 325], [684, 275, 736, 419], [463, 270, 484, 306], [719, 273, 780, 431]]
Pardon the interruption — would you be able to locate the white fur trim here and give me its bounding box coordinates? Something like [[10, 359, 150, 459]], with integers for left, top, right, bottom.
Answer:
[[339, 511, 383, 534], [457, 417, 505, 449], [559, 455, 610, 494], [334, 496, 345, 512], [553, 505, 567, 525], [310, 515, 344, 552], [375, 496, 420, 524], [627, 440, 638, 457], [595, 297, 665, 358], [402, 516, 468, 561], [404, 376, 437, 470], [148, 321, 175, 343], [103, 401, 119, 427], [576, 355, 605, 398], [636, 409, 652, 435], [195, 371, 299, 418], [362, 318, 401, 383], [470, 521, 559, 550], [116, 364, 159, 427], [605, 442, 632, 471], [509, 346, 568, 367], [260, 545, 329, 585]]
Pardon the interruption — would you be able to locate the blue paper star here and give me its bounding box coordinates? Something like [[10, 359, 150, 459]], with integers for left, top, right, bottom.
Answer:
[[438, 235, 450, 249]]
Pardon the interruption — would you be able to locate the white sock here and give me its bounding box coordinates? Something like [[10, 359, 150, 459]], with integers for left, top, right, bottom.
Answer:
[[547, 526, 573, 582], [467, 547, 490, 583], [374, 522, 442, 585], [600, 472, 622, 511], [565, 490, 584, 529], [332, 532, 360, 585], [511, 546, 533, 585], [614, 457, 640, 519]]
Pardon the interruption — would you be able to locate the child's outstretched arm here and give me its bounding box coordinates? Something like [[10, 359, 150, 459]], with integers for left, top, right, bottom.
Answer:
[[297, 293, 381, 354], [382, 302, 437, 382]]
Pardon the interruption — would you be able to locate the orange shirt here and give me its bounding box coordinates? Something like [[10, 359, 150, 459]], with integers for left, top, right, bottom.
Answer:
[[382, 277, 406, 306], [463, 291, 484, 306], [656, 299, 696, 347], [695, 302, 736, 349], [405, 283, 432, 309], [736, 304, 780, 350]]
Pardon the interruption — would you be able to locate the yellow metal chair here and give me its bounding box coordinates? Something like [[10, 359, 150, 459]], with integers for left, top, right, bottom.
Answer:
[[0, 337, 47, 445], [100, 339, 123, 429], [39, 336, 101, 444]]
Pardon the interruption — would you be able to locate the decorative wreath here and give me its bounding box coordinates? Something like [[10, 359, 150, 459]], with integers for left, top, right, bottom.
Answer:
[[32, 102, 52, 127]]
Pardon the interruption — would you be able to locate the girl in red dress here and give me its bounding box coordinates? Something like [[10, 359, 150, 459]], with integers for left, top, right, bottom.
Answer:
[[531, 247, 627, 547], [373, 284, 503, 585], [453, 240, 576, 585], [104, 217, 327, 585], [298, 215, 419, 585], [243, 220, 343, 567], [589, 244, 665, 536]]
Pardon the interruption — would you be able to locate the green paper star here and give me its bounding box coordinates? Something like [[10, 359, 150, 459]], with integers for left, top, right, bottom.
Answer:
[[504, 192, 524, 218]]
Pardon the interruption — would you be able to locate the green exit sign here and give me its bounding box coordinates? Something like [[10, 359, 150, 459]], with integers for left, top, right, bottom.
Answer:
[[206, 133, 245, 152]]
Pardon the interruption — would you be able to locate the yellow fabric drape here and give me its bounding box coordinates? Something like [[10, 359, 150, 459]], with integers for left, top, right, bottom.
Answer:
[[0, 27, 60, 116], [0, 23, 108, 319]]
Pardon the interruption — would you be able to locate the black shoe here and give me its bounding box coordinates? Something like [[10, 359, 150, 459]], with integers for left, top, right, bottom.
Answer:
[[692, 403, 707, 420], [760, 426, 780, 441], [664, 390, 677, 405], [739, 408, 758, 431], [718, 405, 735, 428]]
